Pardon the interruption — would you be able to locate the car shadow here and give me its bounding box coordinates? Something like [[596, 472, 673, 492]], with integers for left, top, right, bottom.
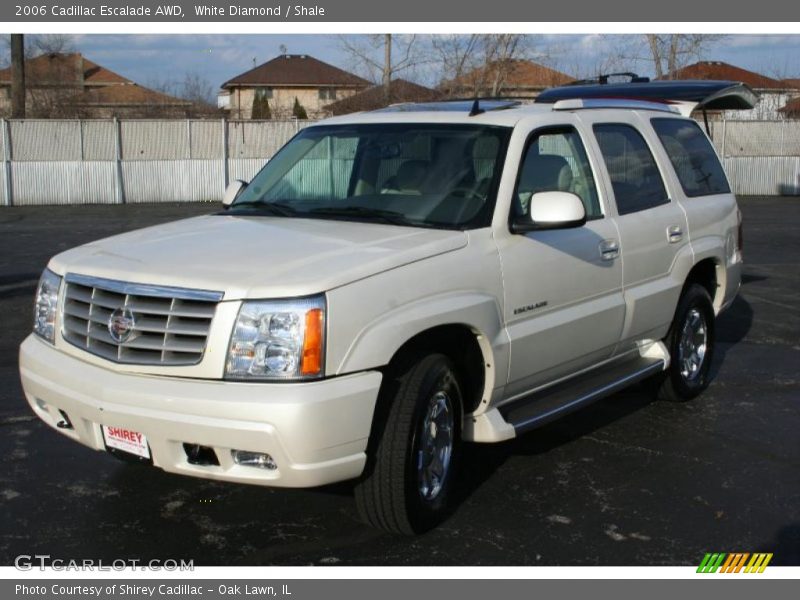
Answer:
[[452, 280, 757, 522], [710, 286, 755, 381], [450, 386, 657, 515], [757, 523, 800, 566]]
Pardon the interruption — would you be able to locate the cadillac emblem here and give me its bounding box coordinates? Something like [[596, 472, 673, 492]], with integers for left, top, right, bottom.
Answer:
[[108, 307, 136, 343]]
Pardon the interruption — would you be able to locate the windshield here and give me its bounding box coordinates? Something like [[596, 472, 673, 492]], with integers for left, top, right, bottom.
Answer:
[[230, 123, 511, 229]]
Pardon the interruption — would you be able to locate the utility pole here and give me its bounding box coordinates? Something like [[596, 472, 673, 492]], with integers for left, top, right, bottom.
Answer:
[[11, 34, 25, 118]]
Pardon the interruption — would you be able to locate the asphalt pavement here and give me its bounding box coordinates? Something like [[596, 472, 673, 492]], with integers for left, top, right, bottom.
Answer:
[[0, 197, 797, 566]]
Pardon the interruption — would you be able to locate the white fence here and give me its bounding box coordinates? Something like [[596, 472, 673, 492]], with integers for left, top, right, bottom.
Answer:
[[1, 118, 799, 206], [0, 119, 307, 206]]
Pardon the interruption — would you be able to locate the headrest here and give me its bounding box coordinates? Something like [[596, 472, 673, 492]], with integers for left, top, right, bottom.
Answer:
[[395, 160, 428, 190], [519, 154, 573, 193]]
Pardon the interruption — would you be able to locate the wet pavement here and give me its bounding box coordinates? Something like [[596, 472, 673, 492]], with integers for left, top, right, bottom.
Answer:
[[0, 197, 797, 566]]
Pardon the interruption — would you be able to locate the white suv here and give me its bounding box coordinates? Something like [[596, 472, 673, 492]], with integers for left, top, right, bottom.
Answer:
[[20, 81, 748, 534]]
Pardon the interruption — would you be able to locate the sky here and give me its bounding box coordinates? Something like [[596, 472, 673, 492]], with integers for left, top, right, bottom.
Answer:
[[13, 34, 800, 98]]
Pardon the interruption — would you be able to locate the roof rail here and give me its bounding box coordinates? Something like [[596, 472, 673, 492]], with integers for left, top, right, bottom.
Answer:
[[552, 98, 681, 114], [375, 98, 522, 114]]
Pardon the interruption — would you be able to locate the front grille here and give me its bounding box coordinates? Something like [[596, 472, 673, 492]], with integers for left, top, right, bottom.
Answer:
[[61, 273, 223, 366]]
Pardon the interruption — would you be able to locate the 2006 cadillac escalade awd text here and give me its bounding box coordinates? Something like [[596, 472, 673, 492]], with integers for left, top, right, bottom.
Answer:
[[20, 80, 749, 534]]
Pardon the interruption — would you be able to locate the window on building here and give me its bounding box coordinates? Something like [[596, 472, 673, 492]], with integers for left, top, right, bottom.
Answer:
[[319, 88, 337, 101], [255, 87, 273, 100]]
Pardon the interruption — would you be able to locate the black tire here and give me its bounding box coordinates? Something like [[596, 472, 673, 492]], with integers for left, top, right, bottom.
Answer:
[[656, 283, 716, 402], [355, 353, 463, 535]]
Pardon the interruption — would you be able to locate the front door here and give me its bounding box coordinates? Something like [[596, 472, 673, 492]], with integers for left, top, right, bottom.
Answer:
[[497, 125, 625, 398]]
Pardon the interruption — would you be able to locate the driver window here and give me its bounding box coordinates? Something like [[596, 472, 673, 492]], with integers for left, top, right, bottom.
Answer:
[[514, 127, 602, 219]]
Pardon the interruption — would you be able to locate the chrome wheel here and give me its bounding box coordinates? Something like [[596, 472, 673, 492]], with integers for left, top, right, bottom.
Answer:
[[416, 390, 454, 502], [678, 308, 708, 382]]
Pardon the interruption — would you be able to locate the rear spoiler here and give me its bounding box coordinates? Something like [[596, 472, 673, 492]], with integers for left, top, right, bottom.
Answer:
[[535, 80, 759, 117]]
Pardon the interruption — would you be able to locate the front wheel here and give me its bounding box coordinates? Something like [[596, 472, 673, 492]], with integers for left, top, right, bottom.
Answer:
[[657, 283, 716, 402], [355, 353, 462, 534]]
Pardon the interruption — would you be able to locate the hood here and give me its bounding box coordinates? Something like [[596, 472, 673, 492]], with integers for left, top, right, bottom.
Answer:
[[49, 215, 467, 300]]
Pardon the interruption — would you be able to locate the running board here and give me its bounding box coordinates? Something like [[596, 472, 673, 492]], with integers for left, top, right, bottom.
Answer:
[[499, 356, 666, 435]]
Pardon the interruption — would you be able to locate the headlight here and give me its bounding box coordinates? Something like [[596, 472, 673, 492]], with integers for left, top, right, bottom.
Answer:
[[225, 296, 325, 380], [33, 268, 61, 343]]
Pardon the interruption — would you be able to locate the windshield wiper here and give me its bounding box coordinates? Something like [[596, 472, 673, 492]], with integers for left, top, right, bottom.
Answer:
[[227, 202, 299, 217], [308, 206, 417, 227]]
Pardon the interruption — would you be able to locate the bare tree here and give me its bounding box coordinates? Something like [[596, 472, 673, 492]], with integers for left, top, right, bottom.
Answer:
[[481, 34, 527, 96], [145, 72, 218, 117], [179, 72, 215, 106], [2, 34, 77, 63], [431, 34, 483, 88], [30, 34, 76, 56], [643, 34, 722, 79], [547, 35, 637, 82], [339, 34, 426, 87], [435, 34, 538, 97]]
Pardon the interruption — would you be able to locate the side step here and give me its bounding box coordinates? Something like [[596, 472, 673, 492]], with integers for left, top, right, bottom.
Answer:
[[499, 355, 666, 435]]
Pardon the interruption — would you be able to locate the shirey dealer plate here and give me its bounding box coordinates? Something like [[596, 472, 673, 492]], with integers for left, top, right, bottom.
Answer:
[[102, 425, 151, 460]]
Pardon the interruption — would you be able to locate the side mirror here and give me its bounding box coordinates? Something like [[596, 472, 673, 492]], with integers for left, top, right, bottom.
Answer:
[[512, 191, 586, 233], [222, 180, 247, 208]]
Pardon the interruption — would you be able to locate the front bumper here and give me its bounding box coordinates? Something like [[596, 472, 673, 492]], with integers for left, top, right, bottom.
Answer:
[[19, 335, 382, 487]]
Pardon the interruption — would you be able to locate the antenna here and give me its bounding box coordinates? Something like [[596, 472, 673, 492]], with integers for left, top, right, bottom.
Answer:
[[469, 98, 484, 117]]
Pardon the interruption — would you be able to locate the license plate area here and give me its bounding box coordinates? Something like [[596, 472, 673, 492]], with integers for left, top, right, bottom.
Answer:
[[102, 425, 152, 464]]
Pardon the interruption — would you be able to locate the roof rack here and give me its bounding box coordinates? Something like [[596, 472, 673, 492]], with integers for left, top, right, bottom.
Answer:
[[567, 72, 651, 86], [552, 98, 681, 114]]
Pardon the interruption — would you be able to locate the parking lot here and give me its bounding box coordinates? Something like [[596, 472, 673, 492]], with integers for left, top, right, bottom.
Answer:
[[0, 196, 798, 566]]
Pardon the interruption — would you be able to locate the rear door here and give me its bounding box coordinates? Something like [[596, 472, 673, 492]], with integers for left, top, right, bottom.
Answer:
[[649, 117, 741, 311], [580, 112, 692, 349]]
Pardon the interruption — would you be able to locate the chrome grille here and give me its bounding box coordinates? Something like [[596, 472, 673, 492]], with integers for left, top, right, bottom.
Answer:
[[61, 274, 223, 366]]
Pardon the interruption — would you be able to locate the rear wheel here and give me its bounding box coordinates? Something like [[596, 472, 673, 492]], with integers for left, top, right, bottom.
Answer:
[[657, 283, 715, 402], [355, 353, 462, 534]]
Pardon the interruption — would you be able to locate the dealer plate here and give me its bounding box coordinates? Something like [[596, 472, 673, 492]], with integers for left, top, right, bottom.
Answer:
[[102, 425, 151, 459]]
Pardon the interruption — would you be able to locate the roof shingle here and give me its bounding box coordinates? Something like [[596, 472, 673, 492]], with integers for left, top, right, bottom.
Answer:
[[0, 53, 132, 86], [442, 59, 574, 93], [665, 61, 787, 90], [222, 54, 370, 88], [74, 84, 191, 106], [324, 79, 442, 115]]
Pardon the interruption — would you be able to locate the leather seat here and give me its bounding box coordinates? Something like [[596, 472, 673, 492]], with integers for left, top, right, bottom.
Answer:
[[516, 154, 574, 215], [381, 160, 429, 195]]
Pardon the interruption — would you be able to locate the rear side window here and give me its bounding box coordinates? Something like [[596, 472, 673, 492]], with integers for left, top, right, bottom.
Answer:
[[593, 124, 669, 215], [651, 118, 731, 197]]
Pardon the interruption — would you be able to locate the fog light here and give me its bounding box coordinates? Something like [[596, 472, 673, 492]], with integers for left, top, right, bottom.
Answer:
[[231, 450, 277, 470]]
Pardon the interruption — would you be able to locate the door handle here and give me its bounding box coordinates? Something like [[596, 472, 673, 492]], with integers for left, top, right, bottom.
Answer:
[[599, 239, 620, 261], [667, 225, 683, 244]]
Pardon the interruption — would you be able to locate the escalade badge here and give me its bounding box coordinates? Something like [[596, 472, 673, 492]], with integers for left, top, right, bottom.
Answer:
[[108, 307, 136, 343]]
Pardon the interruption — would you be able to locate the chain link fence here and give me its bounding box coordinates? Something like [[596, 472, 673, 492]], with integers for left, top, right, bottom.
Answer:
[[1, 117, 798, 206]]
